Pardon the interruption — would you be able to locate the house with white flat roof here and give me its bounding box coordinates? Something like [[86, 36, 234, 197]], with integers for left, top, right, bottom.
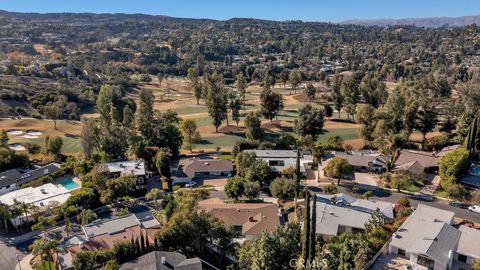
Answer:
[[243, 150, 313, 174], [98, 160, 150, 189], [0, 183, 71, 224]]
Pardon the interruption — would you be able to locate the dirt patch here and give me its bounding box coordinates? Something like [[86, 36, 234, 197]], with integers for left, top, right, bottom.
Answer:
[[218, 125, 243, 133], [324, 120, 360, 129], [409, 131, 442, 142], [343, 139, 365, 150]]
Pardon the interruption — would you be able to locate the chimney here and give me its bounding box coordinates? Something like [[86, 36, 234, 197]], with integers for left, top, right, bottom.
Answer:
[[161, 257, 166, 264], [249, 216, 255, 222]]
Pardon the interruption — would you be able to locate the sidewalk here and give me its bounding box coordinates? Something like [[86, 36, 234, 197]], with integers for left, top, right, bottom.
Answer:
[[15, 254, 33, 270]]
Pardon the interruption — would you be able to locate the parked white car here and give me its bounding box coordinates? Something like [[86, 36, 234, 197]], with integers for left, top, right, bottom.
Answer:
[[468, 205, 480, 213], [185, 181, 197, 188]]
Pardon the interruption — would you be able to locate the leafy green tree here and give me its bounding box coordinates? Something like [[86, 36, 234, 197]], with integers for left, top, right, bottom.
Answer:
[[276, 134, 297, 150], [244, 111, 264, 141], [331, 75, 344, 118], [56, 204, 76, 237], [77, 209, 97, 226], [270, 177, 296, 201], [235, 152, 257, 176], [46, 136, 63, 157], [136, 88, 155, 138], [439, 148, 470, 191], [289, 70, 301, 91], [324, 104, 334, 119], [179, 119, 201, 152], [324, 157, 353, 185], [356, 104, 377, 141], [385, 90, 406, 133], [156, 207, 234, 262], [30, 238, 63, 270], [155, 149, 171, 179], [225, 176, 245, 201], [237, 222, 301, 270], [260, 88, 283, 124], [295, 104, 325, 139], [236, 73, 248, 107], [245, 160, 271, 186], [340, 76, 360, 119], [323, 184, 338, 194], [44, 104, 62, 130], [101, 174, 137, 204], [73, 250, 98, 270], [304, 83, 316, 102], [32, 216, 55, 237], [188, 67, 202, 104], [205, 73, 228, 132], [415, 99, 437, 148], [146, 188, 163, 211], [244, 181, 261, 200], [229, 91, 242, 128], [0, 130, 8, 146]]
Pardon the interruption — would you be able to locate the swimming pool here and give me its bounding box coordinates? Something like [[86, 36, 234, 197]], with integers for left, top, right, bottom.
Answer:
[[55, 177, 80, 190], [469, 164, 480, 176]]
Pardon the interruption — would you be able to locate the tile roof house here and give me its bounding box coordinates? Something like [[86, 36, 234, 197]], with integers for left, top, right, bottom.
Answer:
[[120, 251, 202, 270], [172, 157, 233, 182], [0, 162, 61, 195], [313, 193, 393, 237], [388, 204, 480, 270], [58, 212, 161, 270], [197, 197, 280, 240], [243, 150, 313, 173]]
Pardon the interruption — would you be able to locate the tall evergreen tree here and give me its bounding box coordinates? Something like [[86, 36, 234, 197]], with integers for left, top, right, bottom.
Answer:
[[309, 195, 317, 260], [302, 189, 311, 267]]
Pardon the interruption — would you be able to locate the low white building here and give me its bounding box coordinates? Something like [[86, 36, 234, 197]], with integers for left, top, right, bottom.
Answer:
[[98, 160, 150, 189], [388, 204, 480, 270], [0, 183, 71, 225], [243, 150, 313, 174]]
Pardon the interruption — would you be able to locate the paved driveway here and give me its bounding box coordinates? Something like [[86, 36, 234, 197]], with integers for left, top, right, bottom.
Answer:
[[354, 172, 378, 190]]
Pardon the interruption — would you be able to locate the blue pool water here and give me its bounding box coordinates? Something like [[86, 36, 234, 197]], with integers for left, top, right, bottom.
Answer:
[[470, 164, 480, 176], [55, 177, 80, 190]]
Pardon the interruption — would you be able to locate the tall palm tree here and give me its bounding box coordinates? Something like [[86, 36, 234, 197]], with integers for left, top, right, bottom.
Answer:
[[32, 216, 55, 238], [56, 205, 76, 237], [0, 204, 10, 233], [19, 202, 31, 229], [30, 238, 64, 270], [145, 188, 163, 211], [77, 209, 97, 226], [9, 206, 22, 232]]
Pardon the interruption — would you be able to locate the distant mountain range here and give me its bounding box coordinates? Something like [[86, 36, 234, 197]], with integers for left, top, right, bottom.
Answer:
[[0, 10, 479, 28], [341, 15, 480, 28]]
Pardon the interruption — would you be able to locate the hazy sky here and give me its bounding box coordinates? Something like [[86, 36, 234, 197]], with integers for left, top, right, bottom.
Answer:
[[1, 0, 480, 22]]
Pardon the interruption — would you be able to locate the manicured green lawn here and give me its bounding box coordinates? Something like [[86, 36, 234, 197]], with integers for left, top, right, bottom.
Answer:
[[404, 181, 424, 193], [34, 261, 56, 270], [433, 187, 449, 198]]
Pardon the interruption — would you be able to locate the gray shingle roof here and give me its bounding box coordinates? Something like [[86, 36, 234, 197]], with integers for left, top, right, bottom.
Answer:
[[390, 204, 459, 266], [457, 225, 480, 259], [314, 194, 393, 236], [119, 251, 202, 270]]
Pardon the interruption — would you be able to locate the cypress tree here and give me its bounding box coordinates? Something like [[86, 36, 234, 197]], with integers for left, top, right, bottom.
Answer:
[[309, 194, 317, 260], [154, 236, 159, 250], [140, 232, 146, 255], [145, 234, 151, 252], [302, 189, 311, 266]]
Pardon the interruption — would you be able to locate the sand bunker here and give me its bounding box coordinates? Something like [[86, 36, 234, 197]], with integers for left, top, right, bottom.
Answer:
[[7, 130, 24, 135], [22, 135, 40, 139], [8, 144, 26, 151], [26, 130, 42, 136]]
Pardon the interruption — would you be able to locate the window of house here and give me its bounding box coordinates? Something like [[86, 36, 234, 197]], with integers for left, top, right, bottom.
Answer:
[[417, 255, 434, 269], [457, 254, 467, 264], [397, 249, 406, 257], [268, 160, 284, 166]]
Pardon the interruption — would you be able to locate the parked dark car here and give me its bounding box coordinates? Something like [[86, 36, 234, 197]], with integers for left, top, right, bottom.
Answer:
[[448, 201, 467, 209]]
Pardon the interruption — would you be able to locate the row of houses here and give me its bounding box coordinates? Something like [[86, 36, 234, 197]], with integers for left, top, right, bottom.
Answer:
[[0, 162, 61, 195]]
